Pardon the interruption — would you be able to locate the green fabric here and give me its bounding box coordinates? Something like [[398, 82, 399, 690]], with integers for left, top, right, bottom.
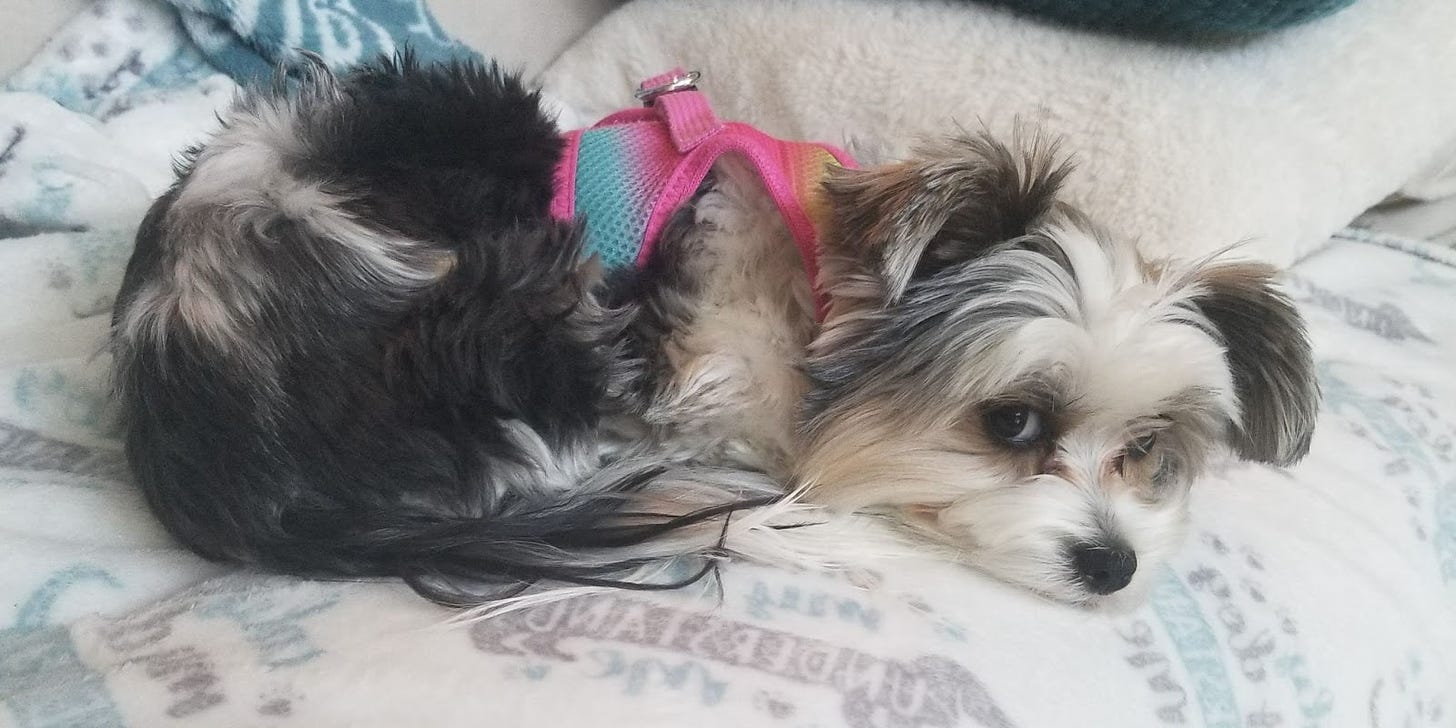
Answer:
[[978, 0, 1358, 38]]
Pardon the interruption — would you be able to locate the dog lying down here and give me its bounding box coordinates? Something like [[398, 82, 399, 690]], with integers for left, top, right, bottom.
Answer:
[[110, 56, 1318, 610]]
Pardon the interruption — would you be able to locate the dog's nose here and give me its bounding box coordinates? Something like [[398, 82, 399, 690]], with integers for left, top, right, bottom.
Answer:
[[1071, 544, 1137, 595]]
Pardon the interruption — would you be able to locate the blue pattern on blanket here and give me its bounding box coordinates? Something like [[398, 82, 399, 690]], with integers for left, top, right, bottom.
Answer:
[[167, 0, 480, 83], [5, 0, 478, 118], [0, 567, 126, 728], [4, 1, 221, 117]]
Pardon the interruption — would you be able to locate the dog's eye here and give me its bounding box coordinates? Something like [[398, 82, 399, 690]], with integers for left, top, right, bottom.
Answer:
[[985, 405, 1047, 447], [1126, 432, 1157, 460]]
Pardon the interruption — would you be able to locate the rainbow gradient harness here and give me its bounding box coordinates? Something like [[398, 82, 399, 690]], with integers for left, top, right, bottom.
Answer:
[[549, 70, 857, 318]]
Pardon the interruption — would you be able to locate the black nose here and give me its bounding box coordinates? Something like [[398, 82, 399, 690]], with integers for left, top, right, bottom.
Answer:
[[1071, 544, 1137, 595]]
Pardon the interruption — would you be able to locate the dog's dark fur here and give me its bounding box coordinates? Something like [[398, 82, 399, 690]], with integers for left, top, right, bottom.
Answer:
[[111, 58, 778, 605]]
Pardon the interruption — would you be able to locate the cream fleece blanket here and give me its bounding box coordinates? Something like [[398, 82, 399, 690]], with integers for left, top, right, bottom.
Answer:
[[541, 0, 1456, 267]]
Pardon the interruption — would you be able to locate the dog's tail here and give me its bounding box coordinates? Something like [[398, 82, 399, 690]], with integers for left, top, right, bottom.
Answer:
[[446, 487, 896, 622], [267, 462, 847, 606]]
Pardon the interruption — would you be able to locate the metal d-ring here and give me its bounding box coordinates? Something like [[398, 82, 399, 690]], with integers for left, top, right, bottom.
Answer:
[[634, 71, 701, 104]]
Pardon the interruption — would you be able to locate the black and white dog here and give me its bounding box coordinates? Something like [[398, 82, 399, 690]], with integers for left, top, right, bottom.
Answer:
[[111, 56, 1318, 608]]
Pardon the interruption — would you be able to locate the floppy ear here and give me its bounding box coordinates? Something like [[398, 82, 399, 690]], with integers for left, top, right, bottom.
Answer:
[[822, 131, 1070, 302], [1190, 262, 1320, 466]]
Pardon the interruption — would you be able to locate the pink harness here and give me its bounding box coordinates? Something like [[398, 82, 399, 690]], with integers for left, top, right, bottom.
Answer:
[[548, 70, 858, 319]]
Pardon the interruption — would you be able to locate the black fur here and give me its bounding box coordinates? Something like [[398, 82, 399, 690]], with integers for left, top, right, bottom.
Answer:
[[111, 56, 764, 606], [1187, 263, 1320, 466]]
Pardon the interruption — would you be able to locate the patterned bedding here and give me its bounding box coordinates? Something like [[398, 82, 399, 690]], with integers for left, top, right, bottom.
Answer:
[[1, 2, 1452, 726]]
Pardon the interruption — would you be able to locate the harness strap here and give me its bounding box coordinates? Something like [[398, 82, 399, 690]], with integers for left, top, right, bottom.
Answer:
[[550, 69, 857, 320]]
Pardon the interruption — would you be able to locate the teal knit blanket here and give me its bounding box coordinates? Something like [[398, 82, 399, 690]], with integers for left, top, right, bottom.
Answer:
[[980, 0, 1358, 38], [164, 0, 479, 82]]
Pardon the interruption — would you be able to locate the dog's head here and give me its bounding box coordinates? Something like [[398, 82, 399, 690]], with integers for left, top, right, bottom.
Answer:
[[799, 133, 1319, 607]]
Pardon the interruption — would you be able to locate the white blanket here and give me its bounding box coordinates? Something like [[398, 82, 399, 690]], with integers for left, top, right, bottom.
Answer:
[[2, 2, 1454, 726]]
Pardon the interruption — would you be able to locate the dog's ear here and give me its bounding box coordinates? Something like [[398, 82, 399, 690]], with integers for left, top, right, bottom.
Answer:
[[822, 132, 1070, 302], [1188, 262, 1320, 466]]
